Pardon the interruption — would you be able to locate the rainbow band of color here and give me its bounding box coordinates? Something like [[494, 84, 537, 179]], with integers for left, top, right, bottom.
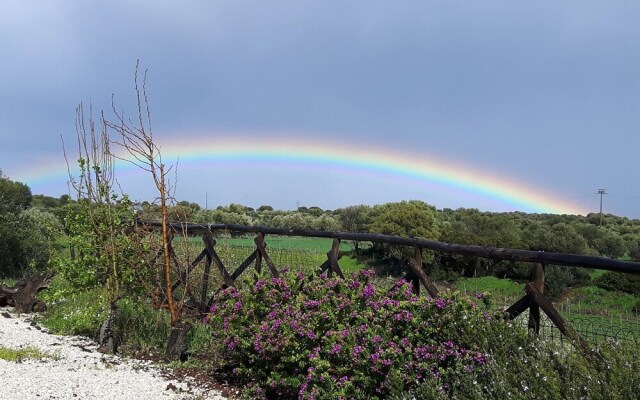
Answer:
[[159, 135, 586, 215], [11, 135, 588, 215]]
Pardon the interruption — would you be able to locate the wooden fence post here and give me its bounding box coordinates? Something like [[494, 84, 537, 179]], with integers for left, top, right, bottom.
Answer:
[[254, 233, 279, 277], [525, 283, 596, 361], [407, 247, 439, 297], [327, 239, 345, 279], [528, 262, 545, 334], [199, 230, 213, 313], [203, 230, 235, 288]]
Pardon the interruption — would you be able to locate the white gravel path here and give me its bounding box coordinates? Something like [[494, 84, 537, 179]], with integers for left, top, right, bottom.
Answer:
[[0, 307, 228, 400]]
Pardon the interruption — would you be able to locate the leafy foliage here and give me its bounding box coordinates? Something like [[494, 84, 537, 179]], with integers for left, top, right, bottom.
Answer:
[[594, 271, 640, 296], [209, 270, 494, 399], [368, 200, 439, 239], [0, 170, 32, 214], [0, 173, 61, 276], [56, 198, 150, 295], [209, 270, 640, 399]]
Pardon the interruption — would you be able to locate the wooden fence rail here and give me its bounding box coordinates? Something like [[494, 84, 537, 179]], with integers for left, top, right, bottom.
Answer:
[[141, 221, 640, 274], [139, 219, 640, 361]]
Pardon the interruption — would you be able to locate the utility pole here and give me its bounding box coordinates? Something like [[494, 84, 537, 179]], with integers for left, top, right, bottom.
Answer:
[[205, 192, 208, 210], [596, 189, 607, 226]]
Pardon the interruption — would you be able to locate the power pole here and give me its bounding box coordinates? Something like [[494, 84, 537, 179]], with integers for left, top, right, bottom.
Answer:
[[596, 189, 607, 226], [205, 192, 208, 210]]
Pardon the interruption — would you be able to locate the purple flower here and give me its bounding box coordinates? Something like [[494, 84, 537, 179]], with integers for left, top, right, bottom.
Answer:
[[223, 317, 230, 331], [473, 352, 487, 365], [395, 278, 408, 287], [330, 344, 342, 354], [435, 298, 446, 309], [298, 382, 308, 400], [476, 292, 484, 299], [254, 279, 266, 291], [271, 276, 287, 288], [359, 269, 375, 279], [362, 284, 376, 299], [253, 337, 265, 353], [304, 299, 321, 308], [309, 347, 320, 360], [234, 301, 243, 312]]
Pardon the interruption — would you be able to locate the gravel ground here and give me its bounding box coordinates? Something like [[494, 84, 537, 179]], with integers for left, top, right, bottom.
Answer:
[[0, 307, 229, 400]]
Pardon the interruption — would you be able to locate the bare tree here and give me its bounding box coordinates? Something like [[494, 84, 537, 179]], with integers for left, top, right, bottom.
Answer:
[[105, 61, 190, 359]]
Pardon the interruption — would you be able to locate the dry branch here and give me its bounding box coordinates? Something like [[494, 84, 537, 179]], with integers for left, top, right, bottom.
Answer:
[[0, 271, 56, 313]]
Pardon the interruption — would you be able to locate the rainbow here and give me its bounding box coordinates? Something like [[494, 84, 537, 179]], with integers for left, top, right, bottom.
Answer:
[[9, 133, 589, 215]]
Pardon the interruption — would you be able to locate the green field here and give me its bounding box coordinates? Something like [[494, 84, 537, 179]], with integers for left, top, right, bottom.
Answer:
[[206, 234, 357, 252], [453, 275, 640, 344], [176, 234, 366, 280], [452, 276, 525, 306]]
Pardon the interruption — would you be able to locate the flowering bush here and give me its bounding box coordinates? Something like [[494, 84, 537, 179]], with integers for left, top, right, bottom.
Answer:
[[208, 270, 495, 399]]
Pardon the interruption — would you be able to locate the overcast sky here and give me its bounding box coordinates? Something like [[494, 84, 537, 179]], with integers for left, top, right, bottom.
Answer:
[[1, 1, 639, 217]]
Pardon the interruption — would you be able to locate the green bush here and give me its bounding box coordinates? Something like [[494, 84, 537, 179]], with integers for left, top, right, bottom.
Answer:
[[38, 279, 210, 359], [208, 269, 640, 399], [57, 198, 153, 297], [209, 270, 495, 399], [113, 296, 172, 352], [594, 271, 640, 296], [39, 285, 109, 338]]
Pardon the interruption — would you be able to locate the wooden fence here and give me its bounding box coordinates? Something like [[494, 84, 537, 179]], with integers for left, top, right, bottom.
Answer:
[[140, 220, 640, 359]]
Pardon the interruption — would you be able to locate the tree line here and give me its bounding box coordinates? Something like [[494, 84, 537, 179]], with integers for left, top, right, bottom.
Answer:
[[134, 199, 640, 261], [4, 175, 640, 298]]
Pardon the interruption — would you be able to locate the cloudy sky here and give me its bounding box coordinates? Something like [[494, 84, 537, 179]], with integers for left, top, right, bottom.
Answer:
[[1, 1, 639, 217]]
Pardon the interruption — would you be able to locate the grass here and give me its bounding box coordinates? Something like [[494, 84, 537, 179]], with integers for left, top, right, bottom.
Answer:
[[191, 235, 355, 252], [176, 235, 366, 280], [0, 346, 56, 362], [37, 280, 109, 338], [557, 285, 640, 317], [338, 255, 367, 274], [451, 276, 640, 344], [452, 276, 525, 307], [589, 268, 607, 280]]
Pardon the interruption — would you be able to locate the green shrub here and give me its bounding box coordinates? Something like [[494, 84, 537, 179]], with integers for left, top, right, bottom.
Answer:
[[209, 269, 494, 399], [39, 285, 108, 338], [208, 269, 640, 399], [594, 271, 640, 296], [113, 296, 172, 352]]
